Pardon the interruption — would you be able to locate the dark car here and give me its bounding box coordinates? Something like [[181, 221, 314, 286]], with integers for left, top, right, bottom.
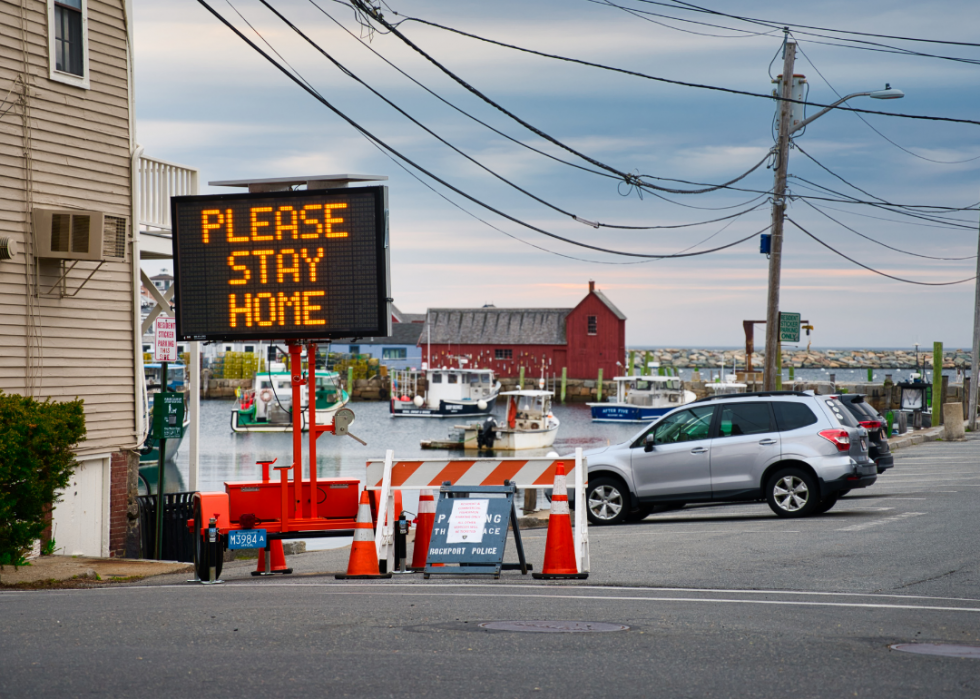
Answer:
[[833, 394, 894, 474]]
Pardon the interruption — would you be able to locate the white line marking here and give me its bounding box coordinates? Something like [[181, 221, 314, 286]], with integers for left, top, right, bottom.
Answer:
[[837, 511, 926, 532]]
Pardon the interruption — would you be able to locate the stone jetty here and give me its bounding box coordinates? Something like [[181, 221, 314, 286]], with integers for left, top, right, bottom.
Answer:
[[630, 348, 972, 370]]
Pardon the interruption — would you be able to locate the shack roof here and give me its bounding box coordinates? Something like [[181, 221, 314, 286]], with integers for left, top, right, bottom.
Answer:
[[422, 308, 573, 345], [332, 321, 424, 346]]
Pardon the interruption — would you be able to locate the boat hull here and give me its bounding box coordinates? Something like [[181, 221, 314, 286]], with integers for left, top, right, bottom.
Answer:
[[391, 395, 499, 418], [139, 420, 188, 463], [231, 405, 345, 433], [462, 417, 560, 451], [587, 404, 675, 423]]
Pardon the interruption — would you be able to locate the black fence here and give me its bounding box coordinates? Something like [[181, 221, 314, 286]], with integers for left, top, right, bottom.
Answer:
[[137, 492, 196, 562]]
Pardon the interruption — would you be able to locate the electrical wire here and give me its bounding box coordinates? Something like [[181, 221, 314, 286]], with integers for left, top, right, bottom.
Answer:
[[800, 198, 977, 261], [263, 0, 773, 230], [794, 41, 980, 165], [787, 217, 977, 286], [307, 0, 619, 182], [662, 0, 980, 49], [590, 0, 780, 39], [199, 0, 769, 260], [813, 200, 980, 232]]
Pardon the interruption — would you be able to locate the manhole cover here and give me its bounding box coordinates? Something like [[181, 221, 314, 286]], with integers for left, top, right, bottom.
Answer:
[[890, 643, 980, 659], [478, 621, 629, 633]]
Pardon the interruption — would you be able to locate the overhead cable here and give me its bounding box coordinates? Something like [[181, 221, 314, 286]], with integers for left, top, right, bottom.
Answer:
[[198, 0, 769, 260], [787, 218, 977, 286], [801, 199, 977, 261], [386, 13, 980, 127]]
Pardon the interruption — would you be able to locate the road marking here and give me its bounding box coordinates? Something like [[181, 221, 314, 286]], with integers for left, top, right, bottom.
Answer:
[[598, 530, 802, 535], [837, 511, 926, 532], [169, 587, 980, 615]]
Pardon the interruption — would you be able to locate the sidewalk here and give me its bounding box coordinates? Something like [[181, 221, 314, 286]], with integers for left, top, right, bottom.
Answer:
[[886, 418, 969, 452], [0, 555, 192, 587]]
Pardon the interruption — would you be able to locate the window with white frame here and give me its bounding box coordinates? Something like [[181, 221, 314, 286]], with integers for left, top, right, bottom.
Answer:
[[48, 0, 90, 89], [587, 315, 597, 335]]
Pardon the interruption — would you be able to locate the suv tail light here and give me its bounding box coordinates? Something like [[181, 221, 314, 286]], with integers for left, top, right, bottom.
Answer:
[[859, 420, 882, 430], [819, 428, 851, 452]]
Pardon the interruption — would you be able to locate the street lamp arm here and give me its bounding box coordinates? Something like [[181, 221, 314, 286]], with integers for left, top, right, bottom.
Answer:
[[790, 92, 870, 135]]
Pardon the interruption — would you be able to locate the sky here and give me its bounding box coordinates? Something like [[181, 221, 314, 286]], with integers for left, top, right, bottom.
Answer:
[[133, 0, 980, 349]]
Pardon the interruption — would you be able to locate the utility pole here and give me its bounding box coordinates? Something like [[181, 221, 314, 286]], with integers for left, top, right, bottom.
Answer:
[[970, 190, 980, 431], [763, 31, 796, 391]]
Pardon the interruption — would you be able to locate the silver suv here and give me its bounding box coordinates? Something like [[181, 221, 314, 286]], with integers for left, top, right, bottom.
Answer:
[[583, 391, 876, 524]]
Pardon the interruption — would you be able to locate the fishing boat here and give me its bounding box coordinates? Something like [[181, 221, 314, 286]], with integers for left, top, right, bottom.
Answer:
[[588, 375, 696, 423], [390, 367, 501, 418], [420, 390, 560, 451], [231, 366, 349, 432], [139, 362, 188, 463], [705, 374, 749, 395]]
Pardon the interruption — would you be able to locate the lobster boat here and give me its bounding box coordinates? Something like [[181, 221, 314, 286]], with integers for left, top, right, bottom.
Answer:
[[462, 390, 559, 451], [390, 367, 501, 418], [231, 368, 349, 432], [140, 362, 188, 463], [588, 376, 696, 423]]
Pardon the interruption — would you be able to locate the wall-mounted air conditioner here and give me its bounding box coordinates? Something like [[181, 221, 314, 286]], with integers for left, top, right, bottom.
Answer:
[[32, 209, 128, 262]]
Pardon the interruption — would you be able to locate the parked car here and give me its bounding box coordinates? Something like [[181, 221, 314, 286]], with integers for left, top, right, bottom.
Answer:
[[832, 394, 894, 474], [581, 391, 876, 525]]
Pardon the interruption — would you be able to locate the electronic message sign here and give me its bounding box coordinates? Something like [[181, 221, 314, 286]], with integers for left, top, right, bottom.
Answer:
[[171, 186, 390, 342]]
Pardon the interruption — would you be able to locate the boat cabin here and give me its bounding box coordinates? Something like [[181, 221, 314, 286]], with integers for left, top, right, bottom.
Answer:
[[501, 390, 554, 430], [426, 368, 497, 404], [613, 375, 684, 405], [145, 363, 186, 393]]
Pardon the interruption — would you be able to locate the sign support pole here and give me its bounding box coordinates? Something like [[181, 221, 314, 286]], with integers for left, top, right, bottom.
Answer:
[[574, 447, 589, 573], [154, 361, 168, 560], [375, 449, 394, 566]]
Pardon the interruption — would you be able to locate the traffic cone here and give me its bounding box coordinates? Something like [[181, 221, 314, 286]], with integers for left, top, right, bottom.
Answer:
[[251, 539, 293, 576], [336, 490, 393, 579], [532, 462, 588, 580], [410, 489, 437, 570]]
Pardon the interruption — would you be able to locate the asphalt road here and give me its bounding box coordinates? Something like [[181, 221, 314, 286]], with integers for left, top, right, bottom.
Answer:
[[3, 436, 979, 698]]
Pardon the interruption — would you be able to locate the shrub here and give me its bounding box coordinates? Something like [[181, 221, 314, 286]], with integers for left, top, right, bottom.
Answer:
[[0, 393, 86, 567]]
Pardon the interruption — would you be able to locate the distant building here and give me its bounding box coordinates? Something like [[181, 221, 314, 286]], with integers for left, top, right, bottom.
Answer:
[[419, 281, 626, 379], [331, 307, 426, 370]]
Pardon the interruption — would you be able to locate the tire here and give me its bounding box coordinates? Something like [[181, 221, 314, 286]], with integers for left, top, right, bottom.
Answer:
[[586, 477, 630, 526], [626, 504, 654, 523], [838, 489, 851, 498], [814, 492, 840, 515], [193, 499, 223, 581], [765, 467, 820, 518]]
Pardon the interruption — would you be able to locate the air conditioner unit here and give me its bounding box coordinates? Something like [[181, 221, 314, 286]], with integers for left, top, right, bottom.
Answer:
[[31, 209, 129, 262]]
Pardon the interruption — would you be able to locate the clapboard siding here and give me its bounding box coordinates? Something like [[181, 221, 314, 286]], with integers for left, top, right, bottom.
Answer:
[[0, 1, 137, 455]]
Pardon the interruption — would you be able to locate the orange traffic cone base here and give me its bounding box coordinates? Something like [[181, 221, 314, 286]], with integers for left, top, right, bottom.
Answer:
[[252, 539, 293, 576]]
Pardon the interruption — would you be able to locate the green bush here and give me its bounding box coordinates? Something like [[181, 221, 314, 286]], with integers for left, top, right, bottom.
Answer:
[[0, 393, 86, 567]]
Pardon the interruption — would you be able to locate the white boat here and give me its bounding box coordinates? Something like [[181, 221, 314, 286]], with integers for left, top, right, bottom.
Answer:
[[461, 390, 559, 450], [588, 376, 696, 422], [140, 362, 188, 463], [706, 374, 749, 395], [231, 365, 349, 432], [390, 367, 501, 418]]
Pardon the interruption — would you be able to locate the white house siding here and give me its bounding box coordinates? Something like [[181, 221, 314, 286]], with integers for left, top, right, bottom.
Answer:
[[0, 1, 137, 459]]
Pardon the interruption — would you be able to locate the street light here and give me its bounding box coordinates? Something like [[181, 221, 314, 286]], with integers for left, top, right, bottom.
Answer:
[[762, 35, 903, 391]]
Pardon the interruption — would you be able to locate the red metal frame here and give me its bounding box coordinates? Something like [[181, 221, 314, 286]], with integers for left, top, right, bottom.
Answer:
[[189, 341, 358, 539]]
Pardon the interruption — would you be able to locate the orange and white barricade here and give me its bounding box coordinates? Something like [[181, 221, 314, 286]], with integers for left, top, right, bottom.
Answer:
[[365, 449, 589, 575]]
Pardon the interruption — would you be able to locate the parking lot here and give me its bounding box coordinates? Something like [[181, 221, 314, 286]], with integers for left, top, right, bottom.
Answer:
[[2, 435, 978, 698]]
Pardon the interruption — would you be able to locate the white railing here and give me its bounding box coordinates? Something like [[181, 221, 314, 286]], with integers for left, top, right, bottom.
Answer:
[[138, 155, 199, 231]]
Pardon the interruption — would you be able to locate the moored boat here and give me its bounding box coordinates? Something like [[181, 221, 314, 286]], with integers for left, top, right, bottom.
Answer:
[[588, 376, 696, 422], [461, 390, 559, 450], [705, 374, 749, 395], [140, 362, 188, 463], [231, 366, 349, 432], [390, 367, 501, 418]]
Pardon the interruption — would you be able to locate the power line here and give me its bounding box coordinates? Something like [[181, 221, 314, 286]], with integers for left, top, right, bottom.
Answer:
[[794, 41, 980, 164], [801, 198, 977, 261], [198, 0, 771, 260], [258, 0, 771, 231], [590, 0, 780, 39], [663, 0, 980, 52], [787, 217, 977, 286], [384, 12, 980, 127]]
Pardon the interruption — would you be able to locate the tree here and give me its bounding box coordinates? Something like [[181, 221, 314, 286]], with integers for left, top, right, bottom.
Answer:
[[0, 392, 86, 566]]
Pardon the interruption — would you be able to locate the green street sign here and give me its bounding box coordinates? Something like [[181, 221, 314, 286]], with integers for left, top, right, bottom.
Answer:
[[779, 312, 801, 343], [151, 392, 185, 440]]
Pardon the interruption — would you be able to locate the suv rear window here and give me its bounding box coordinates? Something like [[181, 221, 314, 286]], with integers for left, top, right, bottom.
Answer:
[[825, 399, 860, 427], [772, 401, 818, 431], [717, 403, 773, 437]]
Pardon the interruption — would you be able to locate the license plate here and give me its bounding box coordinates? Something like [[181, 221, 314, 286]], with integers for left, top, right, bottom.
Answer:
[[227, 529, 267, 549]]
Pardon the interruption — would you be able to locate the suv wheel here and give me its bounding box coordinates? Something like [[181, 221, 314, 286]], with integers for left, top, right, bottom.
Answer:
[[814, 492, 840, 515], [766, 467, 820, 518], [586, 477, 630, 525]]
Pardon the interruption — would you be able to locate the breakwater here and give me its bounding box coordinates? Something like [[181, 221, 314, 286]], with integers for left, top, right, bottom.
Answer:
[[630, 347, 972, 370]]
